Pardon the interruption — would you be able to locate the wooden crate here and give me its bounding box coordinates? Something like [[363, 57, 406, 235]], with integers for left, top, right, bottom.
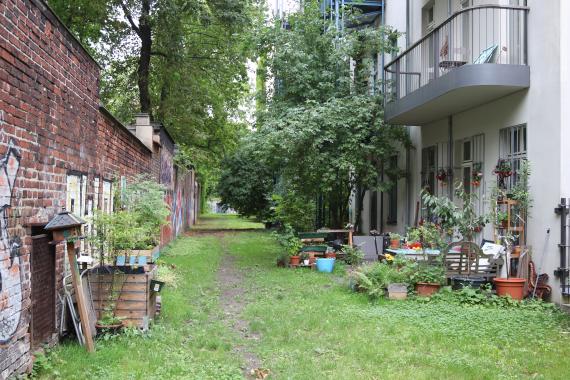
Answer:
[[88, 266, 158, 329]]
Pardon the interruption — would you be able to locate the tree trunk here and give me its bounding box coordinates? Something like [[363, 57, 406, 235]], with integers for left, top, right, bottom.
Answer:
[[138, 0, 152, 114], [354, 187, 366, 234]]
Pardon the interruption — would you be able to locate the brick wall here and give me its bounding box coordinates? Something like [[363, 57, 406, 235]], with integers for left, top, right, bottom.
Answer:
[[0, 0, 158, 377]]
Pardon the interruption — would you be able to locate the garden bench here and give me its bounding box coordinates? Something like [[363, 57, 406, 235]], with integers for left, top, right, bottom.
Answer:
[[443, 241, 502, 282]]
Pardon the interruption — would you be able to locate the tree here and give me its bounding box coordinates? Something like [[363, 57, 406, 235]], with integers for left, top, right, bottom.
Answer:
[[49, 0, 263, 196], [217, 136, 274, 219], [253, 2, 409, 229]]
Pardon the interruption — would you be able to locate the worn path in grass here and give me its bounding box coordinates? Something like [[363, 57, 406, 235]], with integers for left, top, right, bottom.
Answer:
[[39, 214, 570, 380]]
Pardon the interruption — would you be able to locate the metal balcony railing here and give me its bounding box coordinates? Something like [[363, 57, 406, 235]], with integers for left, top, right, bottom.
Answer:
[[384, 5, 529, 104]]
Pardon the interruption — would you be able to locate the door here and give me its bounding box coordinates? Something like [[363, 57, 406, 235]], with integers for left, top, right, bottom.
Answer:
[[31, 232, 55, 349]]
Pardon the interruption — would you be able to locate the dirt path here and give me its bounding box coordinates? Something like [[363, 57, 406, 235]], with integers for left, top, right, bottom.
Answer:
[[215, 233, 265, 379]]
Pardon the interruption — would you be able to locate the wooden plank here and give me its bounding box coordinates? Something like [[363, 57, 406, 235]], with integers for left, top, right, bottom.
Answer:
[[89, 282, 148, 292], [67, 243, 95, 352]]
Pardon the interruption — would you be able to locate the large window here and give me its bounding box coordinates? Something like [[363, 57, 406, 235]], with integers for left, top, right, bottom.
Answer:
[[499, 124, 527, 188], [421, 146, 437, 195]]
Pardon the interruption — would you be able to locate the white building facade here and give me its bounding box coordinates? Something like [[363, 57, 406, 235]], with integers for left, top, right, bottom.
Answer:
[[356, 0, 570, 304]]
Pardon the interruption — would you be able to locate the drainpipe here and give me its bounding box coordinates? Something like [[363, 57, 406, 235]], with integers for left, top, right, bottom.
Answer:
[[555, 198, 570, 296], [448, 116, 453, 200]]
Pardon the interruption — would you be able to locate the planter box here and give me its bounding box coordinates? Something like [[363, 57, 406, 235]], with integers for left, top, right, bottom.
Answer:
[[387, 283, 408, 300], [88, 266, 158, 330]]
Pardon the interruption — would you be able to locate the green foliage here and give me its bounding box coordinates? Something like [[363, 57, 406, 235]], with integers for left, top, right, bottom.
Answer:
[[251, 2, 409, 228], [351, 261, 409, 299], [271, 190, 316, 232], [428, 285, 561, 312], [217, 139, 274, 219], [273, 224, 303, 257], [406, 222, 444, 249], [342, 244, 364, 266], [388, 232, 402, 240], [90, 210, 144, 264], [124, 175, 169, 247], [422, 181, 489, 241], [407, 262, 446, 285], [510, 159, 533, 218]]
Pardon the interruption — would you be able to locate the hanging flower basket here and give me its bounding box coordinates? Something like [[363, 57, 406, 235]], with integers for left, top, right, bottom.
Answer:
[[493, 159, 512, 178], [436, 168, 450, 184], [471, 163, 483, 186]]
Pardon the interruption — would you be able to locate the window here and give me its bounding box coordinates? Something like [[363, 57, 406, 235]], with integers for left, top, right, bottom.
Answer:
[[387, 156, 398, 225], [102, 180, 113, 214], [370, 191, 378, 231], [421, 146, 437, 195], [499, 124, 527, 188]]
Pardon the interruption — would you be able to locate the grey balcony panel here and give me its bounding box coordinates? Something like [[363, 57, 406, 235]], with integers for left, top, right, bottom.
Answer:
[[385, 64, 530, 125]]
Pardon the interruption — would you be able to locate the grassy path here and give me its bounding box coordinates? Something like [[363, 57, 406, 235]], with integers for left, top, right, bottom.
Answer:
[[38, 215, 570, 379]]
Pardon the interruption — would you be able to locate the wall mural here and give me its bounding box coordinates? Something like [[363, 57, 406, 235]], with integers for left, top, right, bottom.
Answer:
[[0, 139, 22, 344]]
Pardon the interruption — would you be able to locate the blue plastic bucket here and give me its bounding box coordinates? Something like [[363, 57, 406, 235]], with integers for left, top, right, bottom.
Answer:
[[316, 258, 335, 273]]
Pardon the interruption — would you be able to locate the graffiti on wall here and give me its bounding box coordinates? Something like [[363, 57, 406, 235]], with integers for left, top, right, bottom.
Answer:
[[0, 139, 22, 344], [160, 150, 173, 188]]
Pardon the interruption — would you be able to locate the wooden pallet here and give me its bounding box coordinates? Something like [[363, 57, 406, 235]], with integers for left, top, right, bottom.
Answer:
[[88, 266, 158, 329]]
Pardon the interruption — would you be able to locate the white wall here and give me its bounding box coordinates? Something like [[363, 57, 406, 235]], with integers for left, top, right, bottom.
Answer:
[[400, 0, 568, 303]]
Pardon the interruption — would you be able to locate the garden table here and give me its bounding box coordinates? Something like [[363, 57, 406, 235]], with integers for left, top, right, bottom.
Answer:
[[386, 248, 441, 261]]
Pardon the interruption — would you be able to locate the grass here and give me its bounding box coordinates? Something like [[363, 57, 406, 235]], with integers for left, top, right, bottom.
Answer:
[[192, 213, 265, 230], [36, 235, 243, 379], [37, 215, 570, 379]]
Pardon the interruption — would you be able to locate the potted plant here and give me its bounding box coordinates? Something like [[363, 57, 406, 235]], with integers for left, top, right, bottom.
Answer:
[[471, 163, 483, 187], [325, 246, 336, 259], [389, 233, 402, 249], [493, 232, 526, 300], [300, 252, 310, 266], [436, 168, 449, 183], [341, 244, 363, 265], [411, 264, 445, 297], [494, 159, 512, 188], [496, 211, 508, 229], [276, 251, 289, 267], [288, 238, 302, 266], [95, 305, 125, 334]]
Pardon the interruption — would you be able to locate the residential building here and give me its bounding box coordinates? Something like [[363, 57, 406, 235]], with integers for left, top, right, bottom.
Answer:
[[357, 0, 570, 305], [0, 0, 199, 377]]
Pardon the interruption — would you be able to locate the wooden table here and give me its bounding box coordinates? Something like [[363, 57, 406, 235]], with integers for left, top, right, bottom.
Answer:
[[316, 228, 353, 247]]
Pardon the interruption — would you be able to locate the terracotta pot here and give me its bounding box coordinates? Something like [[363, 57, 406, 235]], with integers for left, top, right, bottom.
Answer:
[[494, 278, 526, 300], [95, 321, 124, 334], [511, 246, 522, 258], [390, 239, 400, 249], [415, 282, 441, 297], [325, 252, 336, 259], [290, 255, 300, 266]]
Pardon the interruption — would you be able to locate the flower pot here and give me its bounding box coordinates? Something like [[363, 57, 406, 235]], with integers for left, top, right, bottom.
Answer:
[[389, 239, 400, 249], [494, 278, 526, 300], [289, 255, 300, 266], [325, 252, 336, 259], [415, 282, 441, 297], [95, 321, 124, 335], [451, 276, 487, 290], [511, 246, 522, 258], [303, 259, 310, 266]]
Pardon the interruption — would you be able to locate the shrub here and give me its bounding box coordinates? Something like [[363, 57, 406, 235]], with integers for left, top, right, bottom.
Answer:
[[342, 244, 364, 266], [351, 262, 408, 299]]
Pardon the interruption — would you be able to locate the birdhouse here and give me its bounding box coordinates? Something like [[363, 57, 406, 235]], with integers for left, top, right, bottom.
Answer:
[[45, 211, 86, 243]]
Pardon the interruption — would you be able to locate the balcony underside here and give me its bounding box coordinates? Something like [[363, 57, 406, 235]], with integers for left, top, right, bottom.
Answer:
[[385, 64, 530, 125]]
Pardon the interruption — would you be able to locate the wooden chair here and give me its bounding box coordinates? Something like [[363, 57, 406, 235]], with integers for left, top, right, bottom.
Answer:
[[443, 241, 502, 281]]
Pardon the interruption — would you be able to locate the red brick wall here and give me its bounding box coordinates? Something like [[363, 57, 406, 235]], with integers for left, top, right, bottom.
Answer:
[[0, 0, 152, 377]]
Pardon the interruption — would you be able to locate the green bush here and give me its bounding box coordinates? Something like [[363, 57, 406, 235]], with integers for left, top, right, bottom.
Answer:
[[351, 262, 409, 299], [271, 190, 316, 232]]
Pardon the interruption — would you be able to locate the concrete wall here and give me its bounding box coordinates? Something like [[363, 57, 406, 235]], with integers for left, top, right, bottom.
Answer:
[[0, 0, 200, 377]]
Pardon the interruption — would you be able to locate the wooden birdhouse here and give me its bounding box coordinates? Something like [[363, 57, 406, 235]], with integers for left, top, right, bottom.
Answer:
[[45, 211, 85, 243]]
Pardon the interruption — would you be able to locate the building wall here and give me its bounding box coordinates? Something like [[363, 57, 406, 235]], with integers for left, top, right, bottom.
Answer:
[[399, 0, 570, 303], [0, 0, 199, 377]]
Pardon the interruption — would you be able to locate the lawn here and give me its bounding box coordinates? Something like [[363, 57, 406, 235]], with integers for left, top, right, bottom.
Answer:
[[192, 213, 265, 230], [36, 215, 570, 379]]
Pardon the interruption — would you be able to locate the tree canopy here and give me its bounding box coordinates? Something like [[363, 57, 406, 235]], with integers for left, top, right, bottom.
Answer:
[[48, 0, 262, 197], [219, 2, 409, 229]]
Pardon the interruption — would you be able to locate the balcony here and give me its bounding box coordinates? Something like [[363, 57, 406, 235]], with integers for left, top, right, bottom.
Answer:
[[384, 5, 529, 125]]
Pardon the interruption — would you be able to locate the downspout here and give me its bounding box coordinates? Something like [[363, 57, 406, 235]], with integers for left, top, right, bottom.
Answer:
[[448, 116, 454, 200], [555, 198, 570, 296], [406, 126, 411, 227]]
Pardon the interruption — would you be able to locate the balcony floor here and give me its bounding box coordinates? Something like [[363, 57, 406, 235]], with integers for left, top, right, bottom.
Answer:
[[385, 64, 530, 125]]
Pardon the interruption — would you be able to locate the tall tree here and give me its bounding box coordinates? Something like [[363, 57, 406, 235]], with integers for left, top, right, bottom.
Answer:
[[252, 2, 409, 229]]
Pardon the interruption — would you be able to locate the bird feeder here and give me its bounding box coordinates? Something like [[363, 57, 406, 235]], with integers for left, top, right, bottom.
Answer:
[[45, 211, 95, 352]]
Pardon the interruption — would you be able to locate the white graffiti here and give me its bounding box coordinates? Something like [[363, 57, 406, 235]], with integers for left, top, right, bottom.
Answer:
[[0, 140, 21, 344]]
